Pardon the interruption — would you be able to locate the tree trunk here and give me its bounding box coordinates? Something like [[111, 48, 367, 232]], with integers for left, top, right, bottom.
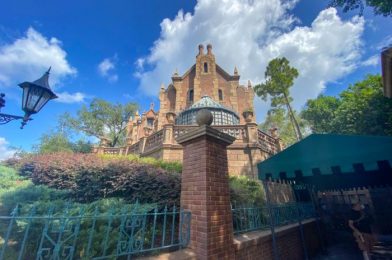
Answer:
[[283, 92, 303, 141]]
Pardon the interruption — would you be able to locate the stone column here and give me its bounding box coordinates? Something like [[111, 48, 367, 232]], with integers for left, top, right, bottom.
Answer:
[[176, 109, 235, 259]]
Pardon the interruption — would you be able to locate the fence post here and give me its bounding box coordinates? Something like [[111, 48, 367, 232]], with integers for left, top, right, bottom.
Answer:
[[177, 109, 235, 259], [263, 181, 279, 260]]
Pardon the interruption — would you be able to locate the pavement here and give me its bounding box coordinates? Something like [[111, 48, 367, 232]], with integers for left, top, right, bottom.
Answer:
[[311, 230, 363, 260]]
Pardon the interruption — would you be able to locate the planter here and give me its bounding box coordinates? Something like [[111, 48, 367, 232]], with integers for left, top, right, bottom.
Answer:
[[166, 112, 176, 124], [242, 111, 254, 123]]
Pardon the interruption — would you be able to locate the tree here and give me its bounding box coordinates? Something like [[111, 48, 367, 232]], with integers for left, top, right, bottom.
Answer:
[[301, 95, 341, 133], [302, 74, 392, 135], [254, 57, 302, 141], [329, 0, 392, 16], [61, 99, 138, 147], [34, 132, 93, 154], [259, 108, 309, 146]]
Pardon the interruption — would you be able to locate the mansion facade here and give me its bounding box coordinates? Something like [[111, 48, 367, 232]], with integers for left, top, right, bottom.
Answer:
[[95, 44, 283, 177]]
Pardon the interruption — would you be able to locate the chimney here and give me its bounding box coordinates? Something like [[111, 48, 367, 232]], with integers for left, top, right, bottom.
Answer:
[[198, 44, 204, 56], [207, 44, 212, 55]]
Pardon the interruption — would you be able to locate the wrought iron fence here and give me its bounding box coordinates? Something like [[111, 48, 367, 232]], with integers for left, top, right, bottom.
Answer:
[[0, 202, 191, 259], [232, 202, 316, 234]]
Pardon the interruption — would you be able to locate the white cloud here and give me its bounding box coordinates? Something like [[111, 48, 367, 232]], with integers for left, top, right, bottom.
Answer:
[[0, 27, 76, 88], [361, 55, 379, 66], [0, 137, 16, 161], [98, 57, 118, 83], [135, 0, 365, 121], [56, 91, 87, 103]]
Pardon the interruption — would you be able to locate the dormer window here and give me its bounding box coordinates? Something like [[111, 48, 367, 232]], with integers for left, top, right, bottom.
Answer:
[[204, 62, 208, 73], [218, 89, 223, 100], [147, 118, 154, 127], [189, 89, 194, 102]]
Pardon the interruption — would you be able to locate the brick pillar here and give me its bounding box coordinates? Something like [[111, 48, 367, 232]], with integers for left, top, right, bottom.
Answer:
[[177, 111, 235, 259]]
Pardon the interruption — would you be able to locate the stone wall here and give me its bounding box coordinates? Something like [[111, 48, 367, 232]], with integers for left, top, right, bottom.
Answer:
[[137, 219, 322, 260], [233, 219, 321, 260]]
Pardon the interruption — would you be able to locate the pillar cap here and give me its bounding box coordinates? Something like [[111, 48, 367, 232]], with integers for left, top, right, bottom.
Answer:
[[176, 125, 235, 145]]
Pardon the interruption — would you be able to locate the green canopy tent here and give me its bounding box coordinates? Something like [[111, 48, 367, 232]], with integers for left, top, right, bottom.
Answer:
[[258, 134, 392, 190]]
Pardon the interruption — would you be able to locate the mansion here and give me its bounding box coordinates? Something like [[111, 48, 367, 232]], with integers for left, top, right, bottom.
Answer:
[[95, 44, 283, 177]]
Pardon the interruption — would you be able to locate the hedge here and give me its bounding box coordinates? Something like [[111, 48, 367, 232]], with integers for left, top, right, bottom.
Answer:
[[4, 153, 264, 207]]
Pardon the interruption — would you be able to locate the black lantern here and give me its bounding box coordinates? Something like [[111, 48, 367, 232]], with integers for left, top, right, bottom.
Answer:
[[18, 67, 58, 127], [0, 68, 57, 129]]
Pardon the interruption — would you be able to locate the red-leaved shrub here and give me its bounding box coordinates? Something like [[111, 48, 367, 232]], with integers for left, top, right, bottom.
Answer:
[[16, 153, 181, 205]]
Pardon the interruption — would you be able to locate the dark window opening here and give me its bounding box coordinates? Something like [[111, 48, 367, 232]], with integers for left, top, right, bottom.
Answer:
[[204, 62, 208, 73], [218, 89, 223, 100], [189, 89, 194, 102], [147, 118, 154, 127]]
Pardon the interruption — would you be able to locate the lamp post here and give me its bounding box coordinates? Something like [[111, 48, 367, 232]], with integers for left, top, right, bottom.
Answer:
[[0, 68, 58, 129]]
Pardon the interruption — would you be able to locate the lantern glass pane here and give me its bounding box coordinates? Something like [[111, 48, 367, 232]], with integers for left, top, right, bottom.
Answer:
[[25, 87, 44, 113], [35, 90, 51, 112], [22, 85, 30, 110]]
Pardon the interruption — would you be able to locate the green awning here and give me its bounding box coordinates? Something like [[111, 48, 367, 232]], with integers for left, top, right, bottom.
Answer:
[[258, 134, 392, 185]]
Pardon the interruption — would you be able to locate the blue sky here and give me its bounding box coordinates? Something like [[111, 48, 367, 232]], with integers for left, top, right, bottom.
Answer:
[[0, 0, 391, 157]]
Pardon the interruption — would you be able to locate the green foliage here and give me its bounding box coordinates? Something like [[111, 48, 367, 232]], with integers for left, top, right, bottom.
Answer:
[[301, 95, 341, 133], [61, 98, 138, 147], [0, 165, 156, 259], [330, 0, 392, 16], [34, 132, 93, 154], [254, 57, 302, 140], [259, 108, 309, 146], [0, 165, 69, 214], [302, 74, 392, 136], [254, 57, 299, 104], [100, 154, 182, 173], [229, 176, 265, 207]]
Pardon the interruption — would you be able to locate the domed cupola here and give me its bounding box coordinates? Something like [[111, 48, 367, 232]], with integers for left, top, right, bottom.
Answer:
[[175, 95, 240, 125]]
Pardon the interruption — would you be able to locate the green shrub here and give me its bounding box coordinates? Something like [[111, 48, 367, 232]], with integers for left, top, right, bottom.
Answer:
[[229, 176, 265, 207], [100, 154, 182, 173]]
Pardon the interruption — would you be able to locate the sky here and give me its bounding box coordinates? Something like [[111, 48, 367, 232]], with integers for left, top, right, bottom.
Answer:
[[0, 0, 391, 159]]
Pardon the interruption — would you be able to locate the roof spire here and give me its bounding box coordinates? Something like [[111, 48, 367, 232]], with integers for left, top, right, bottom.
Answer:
[[173, 68, 179, 76], [248, 80, 252, 88], [234, 66, 238, 75]]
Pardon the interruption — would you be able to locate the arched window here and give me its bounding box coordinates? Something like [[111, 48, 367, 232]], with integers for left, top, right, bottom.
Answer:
[[204, 62, 208, 73], [218, 89, 223, 101], [189, 89, 194, 102]]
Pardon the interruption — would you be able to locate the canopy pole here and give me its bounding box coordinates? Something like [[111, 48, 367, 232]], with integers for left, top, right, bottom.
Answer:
[[293, 187, 308, 260], [308, 185, 326, 253], [263, 181, 279, 260]]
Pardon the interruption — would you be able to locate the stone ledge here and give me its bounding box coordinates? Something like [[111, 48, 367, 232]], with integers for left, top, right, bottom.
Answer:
[[176, 125, 236, 145], [233, 218, 316, 250], [136, 249, 197, 260]]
